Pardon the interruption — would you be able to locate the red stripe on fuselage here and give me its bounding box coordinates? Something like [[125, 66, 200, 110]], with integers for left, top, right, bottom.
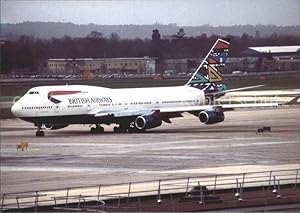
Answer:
[[48, 90, 81, 97]]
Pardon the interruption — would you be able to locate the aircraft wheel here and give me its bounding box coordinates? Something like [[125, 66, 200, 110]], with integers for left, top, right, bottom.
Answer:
[[127, 127, 135, 133], [128, 126, 139, 133], [91, 127, 97, 134], [36, 131, 45, 137], [113, 126, 120, 133], [91, 126, 104, 134], [113, 126, 127, 133], [128, 125, 146, 133], [96, 126, 104, 133]]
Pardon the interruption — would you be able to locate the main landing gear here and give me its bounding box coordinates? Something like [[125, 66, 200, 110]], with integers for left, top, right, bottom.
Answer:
[[113, 126, 127, 133], [35, 124, 45, 137], [90, 124, 104, 134], [113, 122, 145, 133]]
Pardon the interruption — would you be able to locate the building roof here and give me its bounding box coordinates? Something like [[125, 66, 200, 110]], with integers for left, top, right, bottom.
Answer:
[[249, 46, 300, 54], [49, 57, 156, 61]]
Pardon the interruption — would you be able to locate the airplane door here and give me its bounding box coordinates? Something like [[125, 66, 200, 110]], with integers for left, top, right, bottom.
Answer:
[[123, 97, 129, 110], [154, 99, 159, 108], [86, 104, 91, 112], [54, 105, 60, 113]]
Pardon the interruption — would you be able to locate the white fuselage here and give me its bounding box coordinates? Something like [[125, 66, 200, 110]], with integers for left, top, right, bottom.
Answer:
[[12, 85, 205, 122]]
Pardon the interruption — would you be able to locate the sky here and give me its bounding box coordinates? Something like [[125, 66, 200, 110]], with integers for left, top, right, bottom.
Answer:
[[1, 0, 299, 26]]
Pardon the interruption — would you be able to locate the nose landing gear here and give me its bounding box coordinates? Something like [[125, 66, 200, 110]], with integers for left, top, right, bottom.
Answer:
[[35, 124, 45, 137], [36, 130, 45, 137]]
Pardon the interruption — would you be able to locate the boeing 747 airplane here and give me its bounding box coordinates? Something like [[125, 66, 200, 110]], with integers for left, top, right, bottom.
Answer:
[[11, 39, 279, 136]]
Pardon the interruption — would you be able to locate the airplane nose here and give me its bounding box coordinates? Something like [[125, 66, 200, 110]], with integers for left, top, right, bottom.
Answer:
[[11, 102, 21, 117]]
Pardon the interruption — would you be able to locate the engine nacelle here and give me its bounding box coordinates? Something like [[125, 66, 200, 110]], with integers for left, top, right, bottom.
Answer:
[[45, 124, 68, 130], [135, 115, 162, 130], [198, 111, 224, 124]]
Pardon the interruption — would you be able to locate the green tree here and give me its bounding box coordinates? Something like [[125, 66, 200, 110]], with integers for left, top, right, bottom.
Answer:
[[87, 31, 103, 39], [151, 29, 162, 57], [177, 28, 186, 38], [110, 32, 120, 41]]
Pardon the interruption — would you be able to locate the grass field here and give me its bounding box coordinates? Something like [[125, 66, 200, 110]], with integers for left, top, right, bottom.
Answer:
[[0, 96, 15, 102], [223, 76, 300, 90]]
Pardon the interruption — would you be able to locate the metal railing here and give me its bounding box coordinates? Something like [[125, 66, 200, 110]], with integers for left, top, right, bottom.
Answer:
[[1, 168, 299, 212]]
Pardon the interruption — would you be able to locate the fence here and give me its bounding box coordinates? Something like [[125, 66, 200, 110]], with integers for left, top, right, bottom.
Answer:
[[1, 168, 299, 212]]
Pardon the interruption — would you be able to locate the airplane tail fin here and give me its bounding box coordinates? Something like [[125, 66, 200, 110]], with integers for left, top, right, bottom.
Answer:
[[186, 38, 230, 94]]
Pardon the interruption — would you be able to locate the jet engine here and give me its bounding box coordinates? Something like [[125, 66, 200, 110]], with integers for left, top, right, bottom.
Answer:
[[198, 110, 224, 124], [45, 124, 69, 130], [135, 115, 162, 130]]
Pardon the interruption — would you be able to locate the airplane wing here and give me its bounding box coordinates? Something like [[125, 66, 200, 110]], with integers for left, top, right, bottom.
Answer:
[[159, 102, 279, 113], [92, 102, 279, 120], [91, 93, 299, 123], [93, 109, 154, 118]]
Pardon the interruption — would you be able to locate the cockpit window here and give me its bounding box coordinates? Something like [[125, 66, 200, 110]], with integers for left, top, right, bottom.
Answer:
[[29, 91, 39, 94]]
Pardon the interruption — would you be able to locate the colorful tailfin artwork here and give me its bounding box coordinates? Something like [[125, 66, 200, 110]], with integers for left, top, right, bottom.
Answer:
[[186, 38, 230, 94]]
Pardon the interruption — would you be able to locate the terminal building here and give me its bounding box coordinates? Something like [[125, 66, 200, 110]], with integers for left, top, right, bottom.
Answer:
[[241, 45, 300, 72], [47, 46, 300, 76], [248, 45, 300, 56], [48, 57, 156, 75]]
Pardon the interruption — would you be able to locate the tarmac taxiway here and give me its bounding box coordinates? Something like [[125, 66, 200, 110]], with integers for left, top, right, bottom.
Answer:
[[1, 107, 300, 194]]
